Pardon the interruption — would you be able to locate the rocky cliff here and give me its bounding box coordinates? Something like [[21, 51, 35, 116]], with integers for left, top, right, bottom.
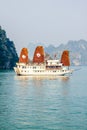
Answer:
[[0, 26, 18, 69], [45, 40, 87, 66]]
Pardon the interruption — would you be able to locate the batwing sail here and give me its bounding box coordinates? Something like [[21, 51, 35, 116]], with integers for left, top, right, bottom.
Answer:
[[33, 46, 45, 63], [19, 48, 29, 63], [60, 50, 70, 66]]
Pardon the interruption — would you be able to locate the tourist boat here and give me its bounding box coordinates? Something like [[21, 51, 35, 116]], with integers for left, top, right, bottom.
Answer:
[[14, 46, 73, 76]]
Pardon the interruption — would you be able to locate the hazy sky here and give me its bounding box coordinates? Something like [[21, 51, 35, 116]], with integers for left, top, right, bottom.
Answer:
[[0, 0, 87, 54]]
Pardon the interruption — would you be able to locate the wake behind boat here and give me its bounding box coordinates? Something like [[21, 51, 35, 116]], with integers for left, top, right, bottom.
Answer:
[[14, 46, 73, 76]]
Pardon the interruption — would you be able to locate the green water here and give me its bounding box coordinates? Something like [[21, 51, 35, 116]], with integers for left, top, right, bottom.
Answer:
[[0, 67, 87, 130]]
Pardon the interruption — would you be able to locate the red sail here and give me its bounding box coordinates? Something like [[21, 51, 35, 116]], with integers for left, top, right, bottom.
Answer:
[[60, 50, 70, 66], [19, 48, 29, 63], [33, 46, 45, 63]]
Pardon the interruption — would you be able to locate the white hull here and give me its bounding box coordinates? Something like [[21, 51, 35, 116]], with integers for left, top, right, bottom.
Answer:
[[14, 62, 73, 76]]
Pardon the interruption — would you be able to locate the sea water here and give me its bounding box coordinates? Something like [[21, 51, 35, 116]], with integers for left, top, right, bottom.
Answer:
[[0, 66, 87, 130]]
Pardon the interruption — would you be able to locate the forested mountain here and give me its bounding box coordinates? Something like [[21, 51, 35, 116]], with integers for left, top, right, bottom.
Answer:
[[0, 26, 18, 69]]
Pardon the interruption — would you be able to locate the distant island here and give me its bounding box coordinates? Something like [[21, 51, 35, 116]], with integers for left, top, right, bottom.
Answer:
[[0, 26, 87, 70], [0, 26, 18, 69], [45, 39, 87, 66]]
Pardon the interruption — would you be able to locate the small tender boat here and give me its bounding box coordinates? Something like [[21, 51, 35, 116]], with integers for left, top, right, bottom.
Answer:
[[14, 46, 73, 76]]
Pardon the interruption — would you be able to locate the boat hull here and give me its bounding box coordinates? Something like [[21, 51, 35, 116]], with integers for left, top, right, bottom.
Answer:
[[14, 67, 73, 76]]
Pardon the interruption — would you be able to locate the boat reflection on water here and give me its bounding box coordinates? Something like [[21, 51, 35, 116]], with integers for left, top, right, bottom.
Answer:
[[14, 75, 70, 88]]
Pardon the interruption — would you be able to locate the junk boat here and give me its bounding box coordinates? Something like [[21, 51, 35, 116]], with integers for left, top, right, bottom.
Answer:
[[14, 46, 73, 76]]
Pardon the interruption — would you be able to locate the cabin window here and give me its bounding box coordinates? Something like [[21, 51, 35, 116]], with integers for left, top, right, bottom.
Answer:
[[33, 67, 36, 69], [22, 66, 26, 69]]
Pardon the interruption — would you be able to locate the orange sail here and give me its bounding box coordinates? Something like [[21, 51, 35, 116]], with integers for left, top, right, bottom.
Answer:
[[33, 46, 45, 63], [60, 50, 70, 66], [19, 48, 29, 63]]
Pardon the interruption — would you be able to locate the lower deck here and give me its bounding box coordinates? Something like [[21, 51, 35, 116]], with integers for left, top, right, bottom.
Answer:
[[14, 66, 71, 76]]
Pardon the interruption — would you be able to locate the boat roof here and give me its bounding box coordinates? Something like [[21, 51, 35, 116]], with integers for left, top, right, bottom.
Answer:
[[47, 60, 59, 62]]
